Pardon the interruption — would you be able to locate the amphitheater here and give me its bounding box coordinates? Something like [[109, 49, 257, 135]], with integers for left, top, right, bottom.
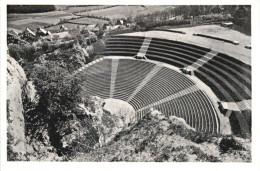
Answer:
[[72, 26, 251, 138]]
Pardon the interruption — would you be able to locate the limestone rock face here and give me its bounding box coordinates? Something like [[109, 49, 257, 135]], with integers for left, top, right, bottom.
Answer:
[[7, 55, 37, 160], [80, 96, 129, 147], [7, 55, 27, 159]]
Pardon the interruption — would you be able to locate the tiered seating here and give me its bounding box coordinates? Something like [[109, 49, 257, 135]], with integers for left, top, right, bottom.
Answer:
[[194, 53, 251, 102], [73, 57, 219, 134], [103, 35, 145, 56], [77, 59, 112, 99], [206, 58, 251, 90], [103, 36, 211, 69], [91, 35, 251, 137], [136, 90, 218, 133], [113, 59, 156, 101], [129, 67, 194, 110], [146, 37, 211, 68], [103, 36, 251, 103]]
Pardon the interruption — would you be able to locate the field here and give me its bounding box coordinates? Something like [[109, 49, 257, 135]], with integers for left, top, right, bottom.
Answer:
[[77, 5, 174, 19], [7, 10, 77, 32]]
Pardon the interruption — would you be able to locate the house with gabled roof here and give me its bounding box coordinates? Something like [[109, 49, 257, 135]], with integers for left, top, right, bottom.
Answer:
[[22, 27, 36, 41], [36, 27, 51, 37], [60, 25, 68, 32], [7, 30, 19, 44]]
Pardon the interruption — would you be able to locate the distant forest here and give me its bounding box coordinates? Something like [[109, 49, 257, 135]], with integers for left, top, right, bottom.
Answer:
[[7, 5, 55, 13]]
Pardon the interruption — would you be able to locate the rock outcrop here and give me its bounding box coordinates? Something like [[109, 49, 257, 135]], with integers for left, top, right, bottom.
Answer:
[[7, 55, 37, 160], [78, 96, 130, 147]]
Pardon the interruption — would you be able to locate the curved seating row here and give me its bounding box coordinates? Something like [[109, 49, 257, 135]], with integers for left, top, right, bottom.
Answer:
[[207, 58, 251, 90], [197, 62, 250, 101], [103, 36, 145, 56], [194, 51, 251, 102]]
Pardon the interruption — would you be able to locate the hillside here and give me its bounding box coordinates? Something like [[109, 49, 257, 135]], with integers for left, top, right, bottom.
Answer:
[[73, 109, 251, 162]]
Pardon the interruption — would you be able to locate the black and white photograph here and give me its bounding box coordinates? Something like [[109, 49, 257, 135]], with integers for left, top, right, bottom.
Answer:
[[1, 1, 260, 170]]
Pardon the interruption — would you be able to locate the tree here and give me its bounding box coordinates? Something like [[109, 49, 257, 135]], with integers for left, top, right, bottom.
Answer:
[[26, 61, 83, 155], [8, 43, 36, 63]]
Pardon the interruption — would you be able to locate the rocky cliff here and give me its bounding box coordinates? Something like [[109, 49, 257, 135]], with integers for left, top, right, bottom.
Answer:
[[7, 55, 37, 160]]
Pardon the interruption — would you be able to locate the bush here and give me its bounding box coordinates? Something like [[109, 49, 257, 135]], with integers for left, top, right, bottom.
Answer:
[[8, 43, 36, 62], [219, 136, 245, 153]]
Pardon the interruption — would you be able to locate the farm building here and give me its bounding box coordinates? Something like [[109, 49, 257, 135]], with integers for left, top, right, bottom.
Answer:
[[7, 30, 19, 44], [93, 26, 100, 33]]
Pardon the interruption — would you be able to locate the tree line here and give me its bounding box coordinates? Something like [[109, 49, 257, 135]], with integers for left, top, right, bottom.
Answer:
[[134, 5, 251, 23], [7, 5, 56, 13]]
